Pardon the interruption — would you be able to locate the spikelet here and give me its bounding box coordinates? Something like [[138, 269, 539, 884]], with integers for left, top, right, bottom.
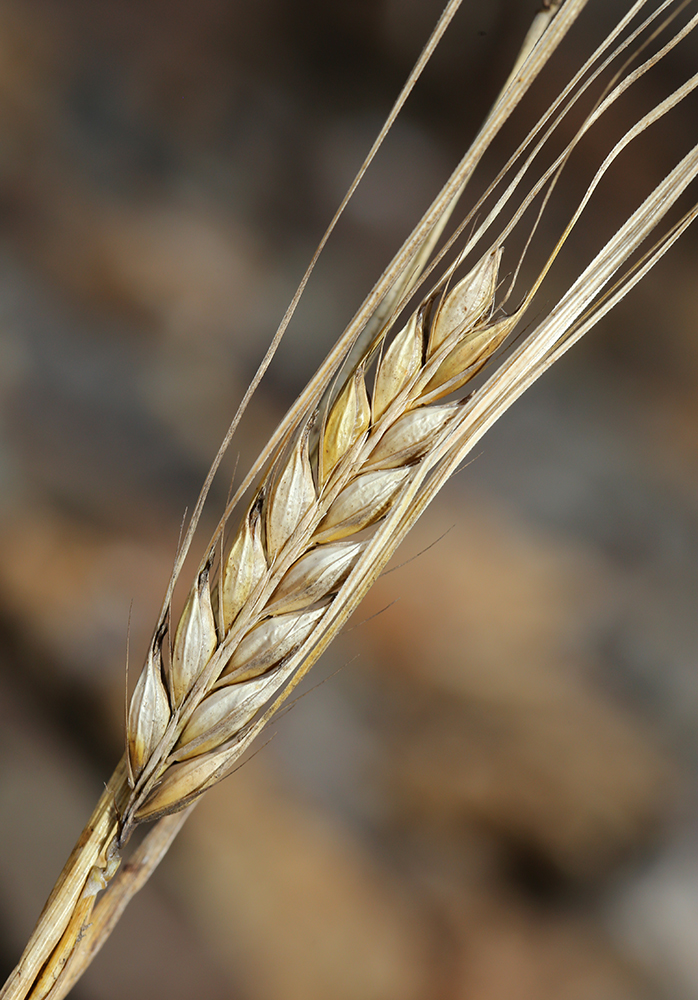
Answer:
[[266, 540, 365, 615], [134, 752, 227, 822], [321, 367, 371, 484], [221, 606, 326, 683], [127, 640, 170, 783], [175, 672, 282, 760], [222, 506, 266, 631], [169, 566, 218, 707], [364, 404, 459, 470], [371, 310, 424, 421], [313, 468, 411, 544], [265, 426, 316, 558], [427, 248, 502, 355], [419, 312, 520, 402]]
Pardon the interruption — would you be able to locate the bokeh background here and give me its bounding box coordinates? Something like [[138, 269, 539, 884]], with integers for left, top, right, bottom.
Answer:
[[1, 1, 698, 998]]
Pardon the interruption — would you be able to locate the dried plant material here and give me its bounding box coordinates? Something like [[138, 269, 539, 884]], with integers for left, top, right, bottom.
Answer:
[[6, 2, 698, 998], [0, 760, 130, 1000], [222, 508, 266, 631], [371, 312, 423, 422], [364, 405, 459, 470], [170, 567, 217, 707], [427, 247, 502, 354], [265, 427, 316, 558], [127, 642, 170, 783], [127, 252, 528, 827], [267, 540, 365, 615], [176, 673, 282, 759], [221, 607, 326, 683], [134, 753, 226, 823], [321, 367, 371, 484], [313, 468, 412, 544], [419, 312, 522, 402], [126, 238, 530, 823]]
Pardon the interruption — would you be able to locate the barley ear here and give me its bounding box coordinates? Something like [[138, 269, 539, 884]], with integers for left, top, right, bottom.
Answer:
[[9, 3, 698, 997]]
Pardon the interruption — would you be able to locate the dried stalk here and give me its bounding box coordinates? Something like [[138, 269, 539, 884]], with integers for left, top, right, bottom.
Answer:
[[3, 1, 698, 998]]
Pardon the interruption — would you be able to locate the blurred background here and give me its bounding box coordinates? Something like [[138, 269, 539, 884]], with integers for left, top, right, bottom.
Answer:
[[1, 1, 698, 997]]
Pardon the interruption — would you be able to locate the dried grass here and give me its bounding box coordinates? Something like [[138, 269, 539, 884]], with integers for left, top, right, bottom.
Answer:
[[3, 1, 698, 998]]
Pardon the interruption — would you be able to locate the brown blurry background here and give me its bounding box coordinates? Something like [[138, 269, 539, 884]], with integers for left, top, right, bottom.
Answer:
[[1, 1, 698, 998]]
